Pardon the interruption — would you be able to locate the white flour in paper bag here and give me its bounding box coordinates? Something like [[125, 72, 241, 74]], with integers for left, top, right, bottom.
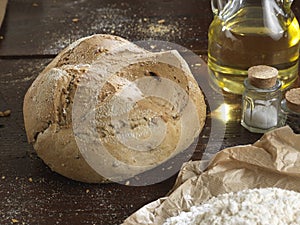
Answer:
[[163, 187, 300, 225]]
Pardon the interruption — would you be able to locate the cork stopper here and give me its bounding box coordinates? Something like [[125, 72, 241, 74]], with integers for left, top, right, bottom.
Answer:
[[285, 88, 300, 113], [248, 65, 278, 89]]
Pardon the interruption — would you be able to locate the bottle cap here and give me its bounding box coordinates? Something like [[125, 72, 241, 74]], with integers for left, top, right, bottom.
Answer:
[[285, 88, 300, 113], [248, 65, 278, 89]]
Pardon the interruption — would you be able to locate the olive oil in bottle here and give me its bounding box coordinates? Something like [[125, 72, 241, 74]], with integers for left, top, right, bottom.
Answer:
[[208, 1, 300, 94]]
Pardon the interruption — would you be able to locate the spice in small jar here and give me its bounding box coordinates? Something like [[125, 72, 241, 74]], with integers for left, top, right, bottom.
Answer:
[[280, 88, 300, 134], [241, 65, 282, 133]]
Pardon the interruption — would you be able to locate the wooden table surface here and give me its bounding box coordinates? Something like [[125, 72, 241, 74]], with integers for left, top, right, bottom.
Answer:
[[0, 1, 300, 224]]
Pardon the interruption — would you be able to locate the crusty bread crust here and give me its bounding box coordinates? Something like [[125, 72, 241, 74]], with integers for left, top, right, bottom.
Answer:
[[23, 34, 206, 183]]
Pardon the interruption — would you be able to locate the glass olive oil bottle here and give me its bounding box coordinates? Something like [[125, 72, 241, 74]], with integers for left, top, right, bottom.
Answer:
[[208, 0, 300, 94]]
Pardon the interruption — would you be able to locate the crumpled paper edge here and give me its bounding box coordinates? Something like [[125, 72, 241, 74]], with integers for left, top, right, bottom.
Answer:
[[123, 126, 300, 225]]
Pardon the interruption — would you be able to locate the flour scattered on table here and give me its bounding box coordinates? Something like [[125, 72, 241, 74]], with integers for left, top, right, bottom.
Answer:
[[164, 188, 300, 225], [139, 22, 179, 37], [48, 3, 187, 53]]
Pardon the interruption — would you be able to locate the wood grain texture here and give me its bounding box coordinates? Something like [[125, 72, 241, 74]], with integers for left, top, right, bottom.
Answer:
[[0, 0, 299, 224], [0, 0, 211, 56]]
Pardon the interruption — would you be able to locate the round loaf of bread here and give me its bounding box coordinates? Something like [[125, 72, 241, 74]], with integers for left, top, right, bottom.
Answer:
[[23, 34, 206, 183]]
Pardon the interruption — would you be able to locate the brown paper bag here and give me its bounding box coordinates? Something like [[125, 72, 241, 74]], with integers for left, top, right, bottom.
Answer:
[[123, 126, 300, 225]]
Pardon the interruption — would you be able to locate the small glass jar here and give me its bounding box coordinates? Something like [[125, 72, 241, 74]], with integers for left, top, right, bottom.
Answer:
[[241, 66, 282, 133], [280, 88, 300, 134]]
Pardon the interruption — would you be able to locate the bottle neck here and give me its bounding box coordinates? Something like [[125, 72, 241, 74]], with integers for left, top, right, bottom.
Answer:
[[211, 0, 295, 40], [212, 0, 293, 19]]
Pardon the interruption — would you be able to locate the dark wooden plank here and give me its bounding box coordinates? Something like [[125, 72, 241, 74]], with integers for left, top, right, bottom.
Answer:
[[0, 56, 263, 224], [0, 0, 212, 56]]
